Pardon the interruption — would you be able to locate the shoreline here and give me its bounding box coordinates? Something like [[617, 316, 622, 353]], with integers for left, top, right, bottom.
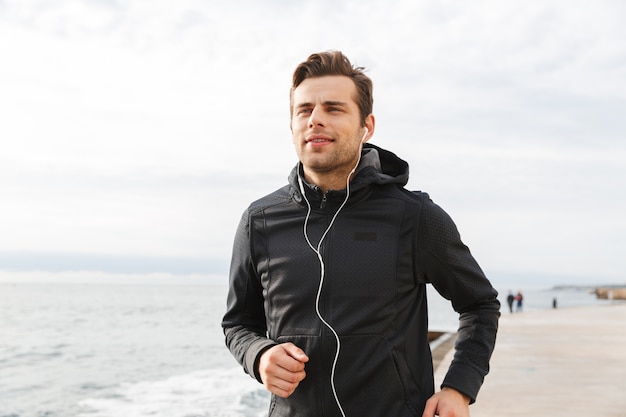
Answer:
[[430, 331, 456, 371]]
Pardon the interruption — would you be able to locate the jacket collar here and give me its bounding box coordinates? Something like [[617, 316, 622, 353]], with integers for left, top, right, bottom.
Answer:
[[288, 143, 410, 206]]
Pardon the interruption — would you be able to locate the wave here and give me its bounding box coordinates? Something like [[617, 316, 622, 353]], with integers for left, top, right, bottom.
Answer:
[[77, 368, 269, 417]]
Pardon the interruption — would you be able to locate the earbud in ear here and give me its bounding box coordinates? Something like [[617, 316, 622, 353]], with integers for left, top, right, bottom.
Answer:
[[361, 128, 369, 143]]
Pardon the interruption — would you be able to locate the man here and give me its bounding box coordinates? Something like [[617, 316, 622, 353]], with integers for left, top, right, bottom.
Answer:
[[222, 50, 500, 417], [507, 291, 515, 313]]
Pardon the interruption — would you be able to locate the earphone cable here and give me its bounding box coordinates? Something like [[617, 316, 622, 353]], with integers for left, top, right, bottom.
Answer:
[[297, 143, 363, 417]]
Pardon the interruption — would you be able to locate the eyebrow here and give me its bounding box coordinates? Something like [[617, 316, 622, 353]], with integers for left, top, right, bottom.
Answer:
[[323, 100, 347, 107], [295, 100, 348, 109]]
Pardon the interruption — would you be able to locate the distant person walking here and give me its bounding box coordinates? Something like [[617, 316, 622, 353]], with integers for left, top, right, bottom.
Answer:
[[515, 291, 524, 312], [507, 291, 515, 313]]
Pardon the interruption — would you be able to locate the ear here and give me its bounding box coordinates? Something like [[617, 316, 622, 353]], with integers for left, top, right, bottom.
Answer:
[[362, 114, 375, 144]]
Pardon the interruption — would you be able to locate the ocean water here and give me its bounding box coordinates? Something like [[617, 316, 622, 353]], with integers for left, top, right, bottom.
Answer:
[[0, 276, 611, 417]]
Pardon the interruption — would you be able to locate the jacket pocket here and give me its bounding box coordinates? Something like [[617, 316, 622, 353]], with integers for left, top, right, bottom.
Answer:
[[335, 334, 423, 416]]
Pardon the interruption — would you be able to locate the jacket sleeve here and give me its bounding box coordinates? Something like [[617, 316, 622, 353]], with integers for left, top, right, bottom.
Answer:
[[419, 200, 500, 403], [221, 208, 277, 382]]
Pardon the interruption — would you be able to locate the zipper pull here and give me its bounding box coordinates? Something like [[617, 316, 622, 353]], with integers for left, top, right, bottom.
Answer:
[[320, 191, 328, 209]]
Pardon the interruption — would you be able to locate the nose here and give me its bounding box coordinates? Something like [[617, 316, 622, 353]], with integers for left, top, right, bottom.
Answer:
[[308, 107, 325, 128]]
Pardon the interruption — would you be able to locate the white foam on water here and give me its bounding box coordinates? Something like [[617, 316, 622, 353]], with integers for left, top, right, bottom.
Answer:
[[77, 368, 269, 417]]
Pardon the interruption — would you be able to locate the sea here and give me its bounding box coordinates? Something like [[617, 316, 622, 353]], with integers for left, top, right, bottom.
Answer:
[[0, 273, 613, 417]]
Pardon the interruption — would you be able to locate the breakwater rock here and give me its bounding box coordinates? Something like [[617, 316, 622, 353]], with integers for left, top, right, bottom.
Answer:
[[595, 287, 626, 300]]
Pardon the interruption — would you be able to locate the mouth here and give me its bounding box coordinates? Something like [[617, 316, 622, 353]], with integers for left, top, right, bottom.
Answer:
[[305, 134, 334, 144]]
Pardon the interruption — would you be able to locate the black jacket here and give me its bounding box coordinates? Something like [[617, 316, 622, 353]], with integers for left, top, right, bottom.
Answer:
[[222, 144, 500, 416]]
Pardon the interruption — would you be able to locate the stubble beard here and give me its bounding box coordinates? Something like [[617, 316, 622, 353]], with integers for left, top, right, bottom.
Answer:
[[300, 143, 361, 187]]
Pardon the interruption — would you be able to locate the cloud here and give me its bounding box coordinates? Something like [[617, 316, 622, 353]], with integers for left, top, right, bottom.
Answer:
[[1, 0, 625, 284]]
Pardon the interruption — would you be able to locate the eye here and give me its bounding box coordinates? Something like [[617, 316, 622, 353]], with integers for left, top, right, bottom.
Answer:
[[297, 108, 312, 115]]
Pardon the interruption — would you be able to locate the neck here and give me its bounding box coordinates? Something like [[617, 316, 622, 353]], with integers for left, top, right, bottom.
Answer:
[[300, 146, 365, 193], [304, 172, 352, 194]]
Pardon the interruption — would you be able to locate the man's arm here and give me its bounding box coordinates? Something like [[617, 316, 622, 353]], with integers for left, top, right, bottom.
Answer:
[[222, 209, 277, 380], [222, 209, 310, 397], [420, 200, 500, 403]]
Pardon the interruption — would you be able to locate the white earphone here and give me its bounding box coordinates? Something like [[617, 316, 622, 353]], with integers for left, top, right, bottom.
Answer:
[[361, 127, 369, 143]]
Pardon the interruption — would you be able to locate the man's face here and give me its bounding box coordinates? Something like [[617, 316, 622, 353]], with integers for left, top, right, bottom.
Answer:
[[291, 75, 371, 181]]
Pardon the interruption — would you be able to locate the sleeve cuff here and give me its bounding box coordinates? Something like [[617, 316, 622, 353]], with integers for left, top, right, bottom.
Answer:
[[244, 339, 278, 383], [441, 362, 485, 404]]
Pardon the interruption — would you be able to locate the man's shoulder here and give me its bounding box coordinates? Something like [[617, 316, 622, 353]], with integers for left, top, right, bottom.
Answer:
[[247, 184, 293, 214], [382, 185, 433, 206], [380, 187, 456, 223]]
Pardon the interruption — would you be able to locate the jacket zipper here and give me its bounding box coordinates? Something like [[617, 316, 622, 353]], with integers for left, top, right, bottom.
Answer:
[[320, 191, 328, 209]]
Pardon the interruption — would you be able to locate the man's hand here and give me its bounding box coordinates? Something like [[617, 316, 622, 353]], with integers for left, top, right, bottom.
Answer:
[[258, 342, 309, 398], [422, 387, 471, 417]]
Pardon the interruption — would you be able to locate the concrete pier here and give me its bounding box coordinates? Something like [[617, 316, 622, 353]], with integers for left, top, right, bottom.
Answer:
[[434, 303, 626, 417]]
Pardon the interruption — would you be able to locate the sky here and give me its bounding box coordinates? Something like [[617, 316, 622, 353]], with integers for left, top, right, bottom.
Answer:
[[1, 0, 625, 287]]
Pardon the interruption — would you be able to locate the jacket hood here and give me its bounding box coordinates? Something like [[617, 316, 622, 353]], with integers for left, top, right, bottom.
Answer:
[[352, 143, 410, 188], [288, 143, 409, 201]]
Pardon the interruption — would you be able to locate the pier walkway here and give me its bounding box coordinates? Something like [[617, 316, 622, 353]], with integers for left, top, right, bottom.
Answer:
[[434, 303, 626, 416]]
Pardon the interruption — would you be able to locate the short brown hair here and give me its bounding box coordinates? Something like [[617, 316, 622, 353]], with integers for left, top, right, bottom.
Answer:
[[290, 51, 373, 126]]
